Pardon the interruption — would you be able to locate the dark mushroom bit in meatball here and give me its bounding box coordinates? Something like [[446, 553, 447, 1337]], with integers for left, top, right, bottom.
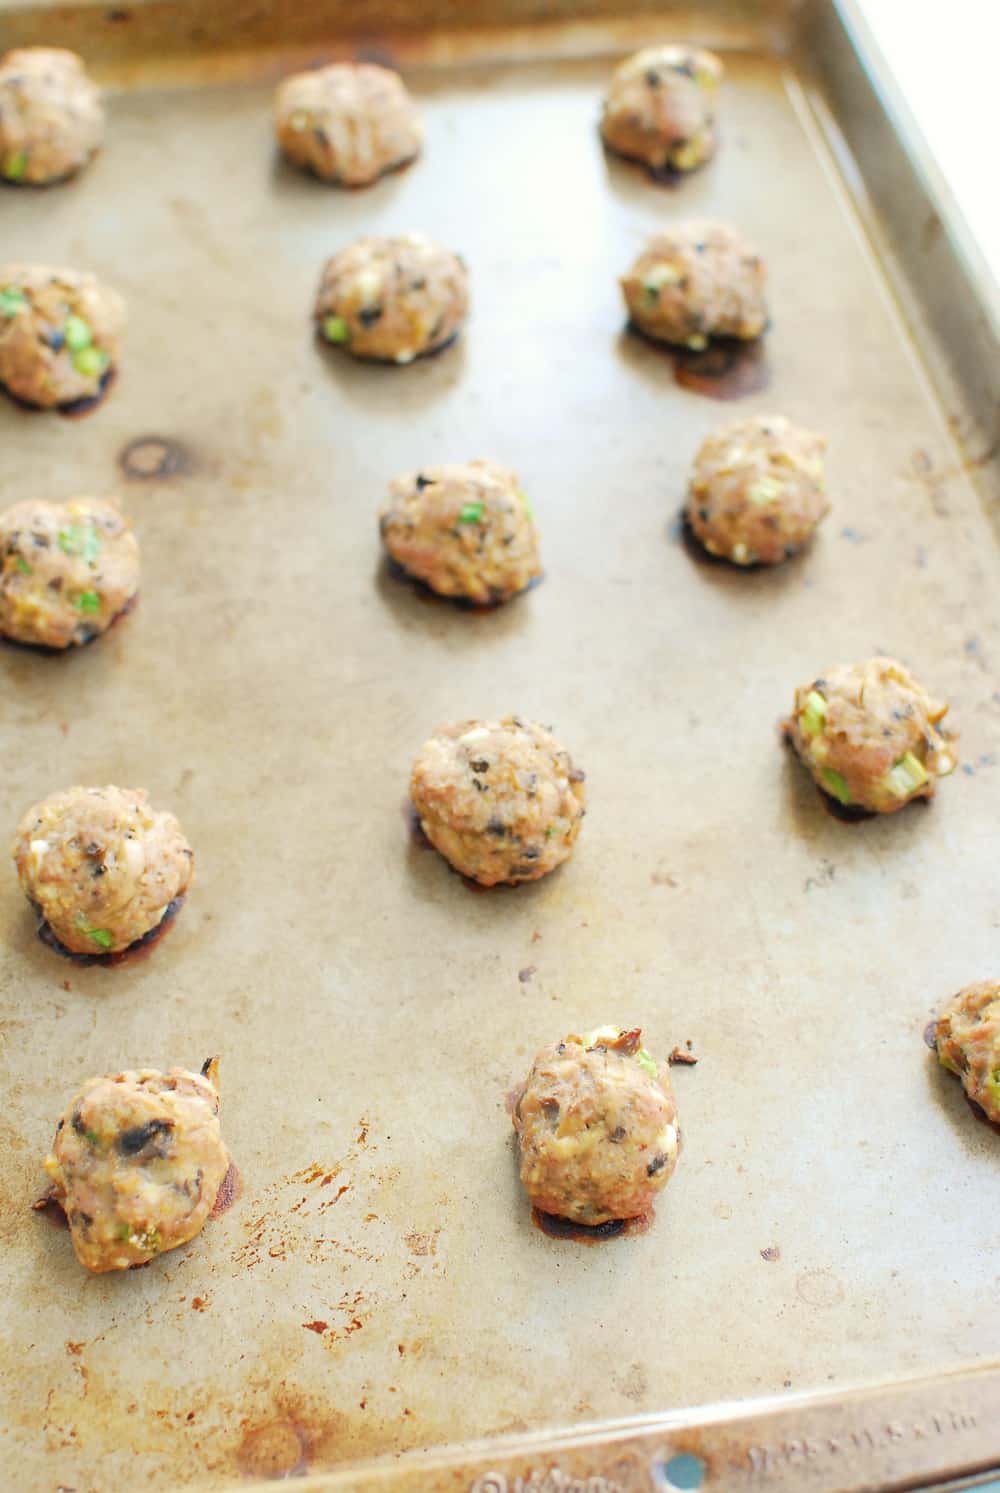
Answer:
[[685, 414, 829, 566], [274, 62, 421, 186], [13, 785, 194, 955], [314, 234, 468, 364], [0, 496, 139, 648], [43, 1060, 229, 1273], [0, 264, 124, 408], [513, 1027, 680, 1226], [0, 47, 104, 186], [601, 44, 723, 175], [621, 220, 767, 350], [784, 656, 957, 814], [380, 461, 540, 605], [410, 716, 585, 886], [934, 982, 1000, 1125]]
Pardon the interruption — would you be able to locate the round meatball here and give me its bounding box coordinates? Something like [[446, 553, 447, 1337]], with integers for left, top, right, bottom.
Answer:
[[601, 45, 723, 175], [513, 1027, 680, 1225], [13, 785, 194, 955], [0, 48, 103, 186], [0, 264, 125, 408], [314, 234, 468, 364], [410, 716, 585, 886], [380, 461, 540, 605], [685, 414, 829, 566], [784, 657, 957, 815], [621, 220, 767, 349], [935, 981, 1000, 1124], [0, 496, 139, 648], [274, 62, 421, 186], [43, 1060, 229, 1273]]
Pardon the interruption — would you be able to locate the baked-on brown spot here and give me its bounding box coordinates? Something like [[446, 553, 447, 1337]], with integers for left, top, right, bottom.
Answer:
[[669, 1046, 698, 1066], [119, 434, 193, 480], [760, 1245, 781, 1261], [627, 320, 769, 400], [34, 895, 185, 965], [209, 1159, 241, 1219], [532, 1207, 653, 1245]]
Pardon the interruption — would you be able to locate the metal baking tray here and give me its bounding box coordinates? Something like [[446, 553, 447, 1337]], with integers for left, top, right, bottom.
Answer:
[[0, 1, 998, 1489]]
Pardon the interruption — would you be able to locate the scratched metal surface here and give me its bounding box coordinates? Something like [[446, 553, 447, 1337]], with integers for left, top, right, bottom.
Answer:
[[0, 4, 999, 1491]]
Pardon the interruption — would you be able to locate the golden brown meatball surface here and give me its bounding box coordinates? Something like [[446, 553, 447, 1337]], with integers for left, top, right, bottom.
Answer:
[[601, 45, 723, 174], [513, 1027, 680, 1225], [784, 657, 957, 815], [0, 496, 139, 648], [410, 716, 585, 886], [380, 461, 540, 605], [621, 220, 767, 349], [685, 414, 829, 566], [13, 785, 194, 955], [0, 48, 103, 186], [43, 1062, 229, 1273], [935, 982, 1000, 1125], [274, 62, 421, 186], [314, 234, 468, 364], [0, 263, 124, 408]]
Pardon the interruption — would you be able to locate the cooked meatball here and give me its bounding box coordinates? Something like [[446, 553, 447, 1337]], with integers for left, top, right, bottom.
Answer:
[[685, 414, 829, 566], [0, 496, 139, 648], [43, 1060, 229, 1273], [274, 62, 421, 186], [314, 234, 468, 364], [934, 982, 1000, 1124], [380, 461, 540, 605], [621, 220, 767, 349], [513, 1027, 680, 1225], [784, 657, 957, 814], [13, 785, 194, 955], [601, 44, 723, 175], [410, 716, 585, 886], [0, 264, 124, 408], [0, 48, 103, 186]]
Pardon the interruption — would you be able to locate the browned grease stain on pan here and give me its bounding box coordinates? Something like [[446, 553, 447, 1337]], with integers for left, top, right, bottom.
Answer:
[[626, 321, 770, 399], [531, 1207, 653, 1245], [118, 434, 195, 480], [210, 1159, 242, 1219]]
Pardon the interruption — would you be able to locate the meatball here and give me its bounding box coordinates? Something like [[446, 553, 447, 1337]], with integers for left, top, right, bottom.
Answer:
[[934, 982, 1000, 1124], [43, 1060, 229, 1273], [784, 657, 957, 814], [410, 716, 585, 886], [274, 62, 421, 186], [621, 220, 767, 349], [513, 1027, 680, 1225], [380, 461, 540, 605], [13, 785, 194, 955], [601, 45, 723, 175], [685, 414, 829, 566], [0, 48, 103, 186], [314, 234, 468, 364], [0, 264, 125, 408], [0, 496, 139, 648]]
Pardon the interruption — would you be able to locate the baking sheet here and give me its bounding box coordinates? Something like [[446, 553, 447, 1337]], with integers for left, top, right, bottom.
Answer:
[[1, 4, 999, 1489]]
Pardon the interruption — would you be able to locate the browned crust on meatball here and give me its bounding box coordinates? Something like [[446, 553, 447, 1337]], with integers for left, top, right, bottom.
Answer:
[[12, 785, 194, 954], [274, 62, 421, 186], [621, 220, 767, 348], [314, 234, 468, 363], [935, 981, 1000, 1125], [513, 1028, 680, 1225], [380, 461, 541, 605], [601, 45, 723, 175], [0, 496, 139, 647], [783, 656, 957, 815], [685, 414, 829, 566], [410, 716, 585, 886], [0, 264, 125, 408]]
